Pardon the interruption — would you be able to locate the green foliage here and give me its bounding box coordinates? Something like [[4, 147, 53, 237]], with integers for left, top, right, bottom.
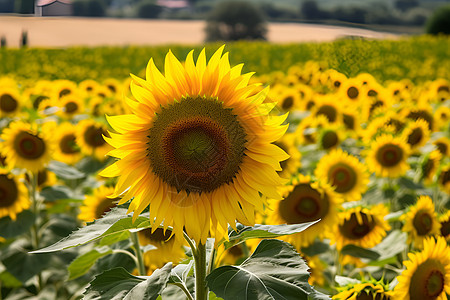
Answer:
[[207, 239, 329, 300], [73, 0, 106, 17], [68, 246, 113, 280], [206, 1, 267, 41], [426, 5, 450, 35], [14, 0, 34, 14], [136, 1, 163, 19]]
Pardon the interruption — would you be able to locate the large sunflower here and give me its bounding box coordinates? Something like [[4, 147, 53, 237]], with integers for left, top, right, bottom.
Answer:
[[0, 121, 54, 173], [401, 196, 440, 249], [394, 236, 450, 300], [315, 149, 369, 202], [331, 204, 391, 250], [0, 170, 29, 220], [100, 47, 288, 244], [265, 175, 342, 248], [365, 134, 410, 178], [78, 185, 119, 223]]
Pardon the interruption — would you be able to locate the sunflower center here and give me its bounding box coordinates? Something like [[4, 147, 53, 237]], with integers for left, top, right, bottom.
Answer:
[[0, 174, 19, 208], [340, 212, 375, 240], [317, 105, 337, 122], [140, 228, 172, 244], [60, 134, 79, 154], [376, 143, 403, 167], [368, 89, 378, 97], [406, 111, 433, 130], [279, 183, 329, 223], [413, 210, 433, 236], [320, 130, 339, 150], [334, 80, 341, 88], [440, 169, 450, 186], [64, 101, 78, 113], [84, 125, 107, 148], [33, 95, 48, 109], [410, 259, 445, 300], [147, 96, 246, 194], [228, 245, 244, 257], [282, 96, 294, 110], [0, 93, 18, 113], [356, 291, 388, 300], [328, 163, 357, 193], [343, 114, 355, 130], [435, 142, 447, 156], [347, 86, 359, 99], [407, 128, 423, 147], [59, 88, 71, 98], [440, 219, 450, 237], [14, 131, 46, 159]]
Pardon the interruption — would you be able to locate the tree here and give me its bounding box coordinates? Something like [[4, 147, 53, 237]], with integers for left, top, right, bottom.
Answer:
[[426, 5, 450, 35], [205, 1, 267, 41]]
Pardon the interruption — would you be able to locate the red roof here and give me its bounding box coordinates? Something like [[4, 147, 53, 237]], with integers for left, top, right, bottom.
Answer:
[[37, 0, 72, 6]]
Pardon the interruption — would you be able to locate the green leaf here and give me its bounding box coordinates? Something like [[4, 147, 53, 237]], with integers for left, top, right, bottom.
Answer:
[[209, 291, 224, 300], [84, 263, 172, 300], [68, 246, 113, 280], [223, 221, 319, 249], [31, 208, 151, 253], [207, 239, 330, 300], [0, 270, 22, 288], [0, 210, 35, 239], [168, 260, 194, 284], [369, 230, 407, 266], [48, 160, 85, 180], [40, 185, 76, 202], [301, 240, 330, 257], [99, 231, 130, 246], [340, 244, 381, 260], [398, 177, 424, 190]]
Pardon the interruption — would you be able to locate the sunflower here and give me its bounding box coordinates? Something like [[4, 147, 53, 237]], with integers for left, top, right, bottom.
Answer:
[[76, 119, 112, 161], [52, 80, 78, 100], [438, 164, 450, 194], [331, 204, 391, 250], [401, 196, 440, 249], [315, 149, 369, 202], [328, 70, 348, 91], [102, 78, 122, 96], [0, 170, 29, 220], [276, 88, 300, 113], [304, 255, 326, 286], [402, 106, 434, 132], [53, 122, 83, 165], [57, 95, 85, 119], [365, 134, 410, 178], [138, 228, 185, 274], [401, 119, 431, 152], [99, 47, 288, 245], [433, 137, 450, 157], [394, 236, 450, 300], [434, 106, 450, 131], [339, 78, 363, 103], [422, 150, 442, 185], [0, 87, 23, 117], [78, 185, 119, 222], [25, 169, 57, 191], [79, 79, 100, 94], [333, 281, 393, 300], [317, 123, 345, 151], [216, 242, 248, 266], [265, 175, 342, 248], [295, 114, 330, 145], [312, 95, 342, 124], [0, 121, 54, 173], [274, 133, 301, 179], [439, 211, 450, 241]]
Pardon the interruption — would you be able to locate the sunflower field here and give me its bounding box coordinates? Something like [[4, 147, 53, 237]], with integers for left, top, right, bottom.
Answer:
[[0, 36, 450, 300]]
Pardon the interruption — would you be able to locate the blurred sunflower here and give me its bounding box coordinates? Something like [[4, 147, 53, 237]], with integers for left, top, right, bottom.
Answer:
[[365, 134, 410, 178], [339, 78, 363, 103], [52, 80, 78, 100], [394, 236, 450, 300], [100, 47, 288, 244], [439, 211, 450, 241], [79, 79, 100, 94], [274, 133, 301, 179], [315, 149, 369, 202], [266, 175, 341, 248], [103, 78, 122, 96], [78, 185, 118, 222], [53, 122, 82, 165], [434, 106, 450, 131], [76, 119, 111, 161], [421, 150, 442, 186], [57, 95, 85, 119], [438, 164, 450, 194], [138, 228, 185, 273], [312, 95, 342, 124], [332, 204, 391, 250], [401, 119, 430, 152], [304, 255, 326, 286], [0, 170, 29, 220], [25, 169, 57, 191], [0, 121, 54, 173], [317, 123, 346, 151], [401, 196, 440, 249], [333, 281, 393, 300], [0, 87, 23, 117], [216, 243, 248, 266], [295, 114, 329, 145], [433, 137, 450, 157], [403, 106, 434, 132], [276, 88, 300, 113]]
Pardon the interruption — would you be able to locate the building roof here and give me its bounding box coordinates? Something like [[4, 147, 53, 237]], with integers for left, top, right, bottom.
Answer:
[[37, 0, 72, 7]]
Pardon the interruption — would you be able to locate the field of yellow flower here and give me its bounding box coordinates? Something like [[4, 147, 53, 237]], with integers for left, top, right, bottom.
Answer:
[[0, 36, 450, 300]]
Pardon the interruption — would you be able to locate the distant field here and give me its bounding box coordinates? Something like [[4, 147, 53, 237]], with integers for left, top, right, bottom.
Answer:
[[0, 16, 398, 48]]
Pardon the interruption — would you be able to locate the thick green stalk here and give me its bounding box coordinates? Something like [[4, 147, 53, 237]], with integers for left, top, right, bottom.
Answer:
[[194, 242, 208, 300], [130, 231, 146, 276]]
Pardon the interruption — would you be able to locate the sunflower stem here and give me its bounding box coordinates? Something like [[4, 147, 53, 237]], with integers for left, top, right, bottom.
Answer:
[[194, 242, 208, 300], [130, 231, 146, 276], [29, 172, 43, 293], [168, 282, 194, 300]]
